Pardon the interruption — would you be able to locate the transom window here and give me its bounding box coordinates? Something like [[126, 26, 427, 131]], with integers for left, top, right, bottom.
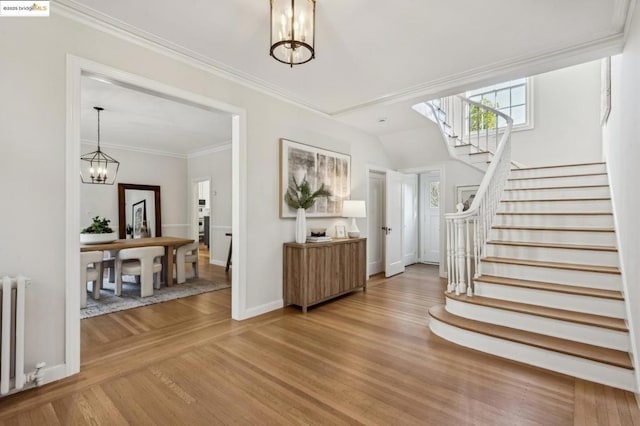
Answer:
[[467, 78, 531, 129]]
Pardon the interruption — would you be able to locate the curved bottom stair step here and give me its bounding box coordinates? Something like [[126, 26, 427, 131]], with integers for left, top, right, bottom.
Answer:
[[428, 305, 633, 370], [446, 293, 627, 331]]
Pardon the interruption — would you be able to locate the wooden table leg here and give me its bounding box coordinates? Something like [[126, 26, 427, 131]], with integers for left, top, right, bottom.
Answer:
[[166, 245, 175, 286], [225, 233, 232, 273]]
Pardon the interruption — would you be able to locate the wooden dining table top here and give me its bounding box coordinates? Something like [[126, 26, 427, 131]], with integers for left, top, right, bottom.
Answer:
[[80, 236, 194, 252], [80, 236, 195, 286]]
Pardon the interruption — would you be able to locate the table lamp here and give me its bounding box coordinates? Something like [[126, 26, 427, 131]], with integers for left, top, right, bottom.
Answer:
[[341, 200, 366, 238]]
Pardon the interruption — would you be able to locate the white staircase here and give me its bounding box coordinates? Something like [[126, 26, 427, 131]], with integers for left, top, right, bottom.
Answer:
[[429, 162, 636, 391]]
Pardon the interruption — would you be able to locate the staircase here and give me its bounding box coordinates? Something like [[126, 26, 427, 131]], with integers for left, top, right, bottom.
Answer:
[[428, 162, 636, 391]]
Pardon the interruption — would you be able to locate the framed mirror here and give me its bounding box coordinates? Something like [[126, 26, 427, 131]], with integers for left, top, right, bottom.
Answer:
[[118, 183, 162, 239]]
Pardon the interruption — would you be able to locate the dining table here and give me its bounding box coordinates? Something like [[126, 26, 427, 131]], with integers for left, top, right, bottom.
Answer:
[[80, 236, 194, 286]]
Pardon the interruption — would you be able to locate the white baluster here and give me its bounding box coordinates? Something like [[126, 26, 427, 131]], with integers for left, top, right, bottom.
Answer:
[[455, 218, 466, 295], [465, 219, 473, 296]]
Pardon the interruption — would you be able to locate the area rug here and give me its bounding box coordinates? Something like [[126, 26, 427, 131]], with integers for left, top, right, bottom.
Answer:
[[81, 278, 230, 319]]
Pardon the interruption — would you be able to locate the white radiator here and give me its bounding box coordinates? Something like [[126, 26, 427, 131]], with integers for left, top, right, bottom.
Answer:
[[1, 276, 44, 396]]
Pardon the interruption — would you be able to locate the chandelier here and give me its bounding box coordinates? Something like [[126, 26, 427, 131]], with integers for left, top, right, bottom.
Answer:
[[270, 0, 316, 67], [80, 107, 120, 185]]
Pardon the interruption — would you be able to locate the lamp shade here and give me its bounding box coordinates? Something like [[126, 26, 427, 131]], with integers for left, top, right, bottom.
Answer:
[[342, 200, 366, 218]]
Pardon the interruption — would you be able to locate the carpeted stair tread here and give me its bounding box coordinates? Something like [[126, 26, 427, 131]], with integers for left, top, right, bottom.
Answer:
[[446, 293, 627, 331], [481, 257, 620, 274], [428, 306, 633, 369], [474, 275, 624, 300]]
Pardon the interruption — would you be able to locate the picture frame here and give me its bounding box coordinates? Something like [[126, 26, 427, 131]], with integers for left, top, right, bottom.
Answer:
[[335, 225, 346, 238], [132, 199, 147, 238], [280, 138, 351, 218], [456, 185, 479, 212]]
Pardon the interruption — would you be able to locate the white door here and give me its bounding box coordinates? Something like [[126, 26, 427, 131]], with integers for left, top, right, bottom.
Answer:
[[367, 172, 385, 276], [402, 174, 418, 266], [420, 173, 440, 264], [385, 170, 405, 277]]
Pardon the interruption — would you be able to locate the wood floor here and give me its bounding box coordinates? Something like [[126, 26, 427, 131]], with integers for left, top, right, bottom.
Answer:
[[0, 264, 638, 425]]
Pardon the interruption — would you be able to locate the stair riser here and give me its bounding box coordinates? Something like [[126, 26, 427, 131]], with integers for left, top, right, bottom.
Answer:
[[510, 164, 607, 179], [445, 298, 629, 351], [469, 153, 493, 163], [474, 281, 626, 319], [485, 245, 619, 268], [506, 174, 609, 189], [494, 214, 614, 228], [489, 229, 617, 246], [429, 319, 636, 392], [503, 187, 610, 200], [498, 199, 612, 213], [480, 261, 622, 290], [454, 145, 482, 155]]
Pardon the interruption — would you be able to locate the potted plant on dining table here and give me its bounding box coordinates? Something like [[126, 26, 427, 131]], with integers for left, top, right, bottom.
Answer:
[[80, 216, 117, 245]]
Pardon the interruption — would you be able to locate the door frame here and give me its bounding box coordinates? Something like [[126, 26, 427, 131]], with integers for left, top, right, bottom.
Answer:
[[400, 164, 447, 278], [65, 55, 248, 378], [365, 164, 392, 277], [191, 176, 213, 264]]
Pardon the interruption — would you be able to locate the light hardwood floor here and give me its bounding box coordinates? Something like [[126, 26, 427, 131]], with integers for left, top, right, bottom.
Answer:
[[0, 264, 638, 425]]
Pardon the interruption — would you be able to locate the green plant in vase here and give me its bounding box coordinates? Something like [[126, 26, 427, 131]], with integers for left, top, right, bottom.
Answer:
[[80, 216, 117, 244], [284, 176, 331, 243]]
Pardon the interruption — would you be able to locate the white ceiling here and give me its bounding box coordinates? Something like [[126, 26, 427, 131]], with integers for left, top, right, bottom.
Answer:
[[81, 76, 232, 156], [64, 0, 631, 137]]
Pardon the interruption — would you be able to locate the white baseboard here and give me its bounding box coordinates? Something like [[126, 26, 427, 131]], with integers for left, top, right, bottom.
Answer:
[[210, 259, 227, 267], [39, 363, 69, 386], [241, 299, 284, 320]]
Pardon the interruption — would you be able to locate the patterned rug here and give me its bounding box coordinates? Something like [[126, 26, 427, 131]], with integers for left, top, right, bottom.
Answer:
[[81, 277, 230, 319]]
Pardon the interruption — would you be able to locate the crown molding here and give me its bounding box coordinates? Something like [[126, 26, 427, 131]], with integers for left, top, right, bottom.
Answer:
[[331, 32, 626, 116], [52, 0, 331, 116], [187, 143, 232, 159], [81, 139, 188, 159]]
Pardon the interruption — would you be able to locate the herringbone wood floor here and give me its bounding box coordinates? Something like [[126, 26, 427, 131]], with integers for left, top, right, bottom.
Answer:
[[0, 264, 638, 425]]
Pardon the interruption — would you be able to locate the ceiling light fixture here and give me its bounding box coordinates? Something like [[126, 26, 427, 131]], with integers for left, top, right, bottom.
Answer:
[[80, 106, 120, 185], [270, 0, 316, 67]]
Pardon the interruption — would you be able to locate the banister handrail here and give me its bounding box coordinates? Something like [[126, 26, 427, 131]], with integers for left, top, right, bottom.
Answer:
[[446, 95, 513, 218], [440, 95, 514, 297]]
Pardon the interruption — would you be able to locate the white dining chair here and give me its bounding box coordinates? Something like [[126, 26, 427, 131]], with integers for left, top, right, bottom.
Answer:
[[102, 250, 117, 284], [115, 246, 164, 297], [80, 250, 104, 309], [175, 242, 199, 284]]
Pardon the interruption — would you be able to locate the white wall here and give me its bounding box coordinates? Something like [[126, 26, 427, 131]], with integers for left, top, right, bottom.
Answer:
[[602, 7, 640, 394], [0, 14, 393, 374], [510, 60, 603, 167], [188, 147, 233, 265], [81, 144, 189, 238]]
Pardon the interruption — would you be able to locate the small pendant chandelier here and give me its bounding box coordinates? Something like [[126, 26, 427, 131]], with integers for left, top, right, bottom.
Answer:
[[270, 0, 316, 67], [80, 107, 120, 185]]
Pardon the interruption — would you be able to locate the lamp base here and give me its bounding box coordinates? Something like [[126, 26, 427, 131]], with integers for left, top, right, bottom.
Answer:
[[347, 218, 360, 239]]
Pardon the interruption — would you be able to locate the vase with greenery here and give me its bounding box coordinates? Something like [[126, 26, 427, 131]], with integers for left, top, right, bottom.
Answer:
[[80, 216, 117, 244], [285, 176, 331, 243]]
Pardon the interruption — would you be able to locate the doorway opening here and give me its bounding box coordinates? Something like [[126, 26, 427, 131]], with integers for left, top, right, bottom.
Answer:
[[67, 56, 247, 377], [419, 171, 441, 265]]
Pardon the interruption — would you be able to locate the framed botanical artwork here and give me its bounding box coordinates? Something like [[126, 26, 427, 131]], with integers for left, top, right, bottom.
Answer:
[[132, 199, 147, 238], [456, 185, 479, 212], [280, 139, 351, 218], [335, 225, 346, 238]]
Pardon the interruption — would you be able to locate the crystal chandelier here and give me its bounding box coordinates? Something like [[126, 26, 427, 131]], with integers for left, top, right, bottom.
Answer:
[[80, 107, 120, 185], [270, 0, 316, 67]]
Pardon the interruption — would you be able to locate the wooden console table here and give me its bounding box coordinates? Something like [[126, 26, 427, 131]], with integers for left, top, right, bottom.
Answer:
[[283, 238, 366, 313]]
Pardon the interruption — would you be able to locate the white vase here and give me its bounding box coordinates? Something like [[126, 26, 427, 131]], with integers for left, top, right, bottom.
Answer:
[[295, 208, 307, 243], [80, 232, 117, 245]]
